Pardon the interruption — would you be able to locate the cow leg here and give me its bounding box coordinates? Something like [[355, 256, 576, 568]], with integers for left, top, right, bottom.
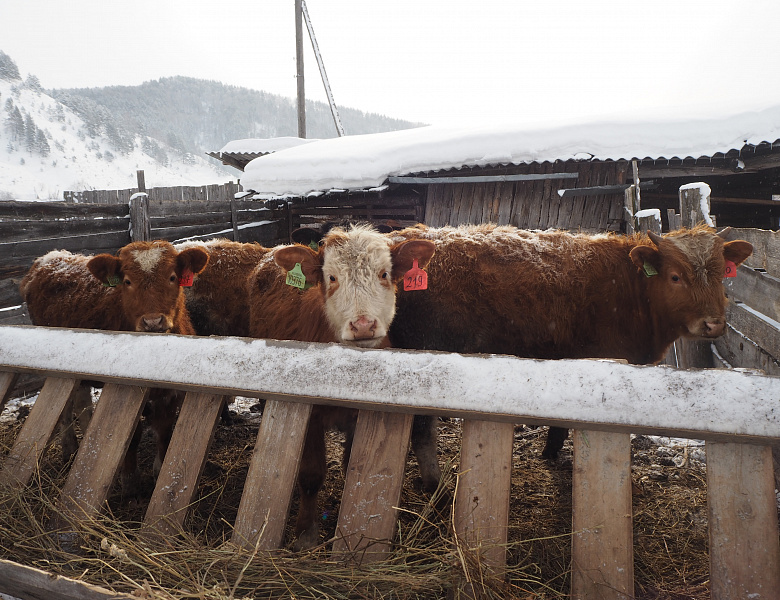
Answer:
[[57, 384, 93, 463], [147, 389, 184, 475], [294, 412, 327, 551], [120, 421, 143, 496], [411, 415, 441, 494], [542, 426, 569, 460]]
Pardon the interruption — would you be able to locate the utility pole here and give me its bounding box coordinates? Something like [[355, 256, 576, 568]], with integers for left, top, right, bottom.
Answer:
[[295, 0, 306, 138]]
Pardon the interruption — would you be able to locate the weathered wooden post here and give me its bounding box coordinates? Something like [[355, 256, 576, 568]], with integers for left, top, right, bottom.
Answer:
[[129, 193, 151, 242], [677, 183, 715, 369], [623, 160, 641, 235]]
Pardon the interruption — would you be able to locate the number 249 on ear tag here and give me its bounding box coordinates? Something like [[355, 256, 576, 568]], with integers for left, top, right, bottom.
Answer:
[[404, 259, 428, 291]]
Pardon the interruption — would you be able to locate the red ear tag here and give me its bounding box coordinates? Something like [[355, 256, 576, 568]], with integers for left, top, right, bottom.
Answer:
[[724, 260, 737, 278], [403, 259, 428, 291], [178, 269, 194, 287]]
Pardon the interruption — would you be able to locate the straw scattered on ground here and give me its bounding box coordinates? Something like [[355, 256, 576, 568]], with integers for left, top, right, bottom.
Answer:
[[0, 398, 716, 599]]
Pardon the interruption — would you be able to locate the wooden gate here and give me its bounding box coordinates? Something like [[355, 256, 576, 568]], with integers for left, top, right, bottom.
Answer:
[[2, 325, 780, 599]]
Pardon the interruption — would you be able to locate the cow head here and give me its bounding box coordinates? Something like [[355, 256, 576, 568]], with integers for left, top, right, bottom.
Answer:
[[87, 241, 209, 333], [274, 225, 436, 348], [629, 226, 753, 339]]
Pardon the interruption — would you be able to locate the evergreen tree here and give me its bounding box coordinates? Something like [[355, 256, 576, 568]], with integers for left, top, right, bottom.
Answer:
[[35, 128, 50, 156], [0, 50, 21, 81], [24, 113, 36, 153]]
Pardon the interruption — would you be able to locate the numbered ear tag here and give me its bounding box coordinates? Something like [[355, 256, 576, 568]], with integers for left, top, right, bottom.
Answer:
[[104, 274, 121, 287], [286, 262, 308, 289], [403, 259, 428, 291], [178, 269, 194, 287], [724, 260, 737, 278], [642, 262, 658, 278]]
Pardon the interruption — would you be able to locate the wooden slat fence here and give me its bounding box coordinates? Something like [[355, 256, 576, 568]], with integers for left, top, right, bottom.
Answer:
[[0, 198, 290, 317], [63, 181, 243, 205], [1, 327, 779, 599]]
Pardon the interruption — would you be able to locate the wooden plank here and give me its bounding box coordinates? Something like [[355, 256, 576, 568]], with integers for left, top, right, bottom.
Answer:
[[332, 410, 413, 561], [0, 200, 128, 220], [0, 217, 130, 244], [232, 399, 312, 549], [0, 377, 82, 488], [714, 325, 780, 376], [55, 384, 149, 521], [143, 392, 225, 535], [726, 301, 780, 360], [724, 228, 780, 277], [571, 429, 634, 600], [3, 327, 780, 444], [0, 230, 130, 260], [0, 370, 20, 413], [707, 441, 780, 599], [0, 558, 136, 600], [453, 419, 513, 572], [724, 264, 780, 322]]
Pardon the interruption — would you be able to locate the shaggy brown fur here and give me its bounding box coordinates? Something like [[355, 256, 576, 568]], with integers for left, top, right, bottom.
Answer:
[[388, 224, 754, 457]]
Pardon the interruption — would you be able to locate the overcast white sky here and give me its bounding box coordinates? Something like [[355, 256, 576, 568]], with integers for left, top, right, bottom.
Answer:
[[2, 0, 779, 129]]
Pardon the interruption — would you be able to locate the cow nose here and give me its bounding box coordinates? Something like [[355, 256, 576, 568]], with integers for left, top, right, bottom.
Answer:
[[349, 316, 377, 339], [141, 314, 166, 332], [704, 319, 725, 337]]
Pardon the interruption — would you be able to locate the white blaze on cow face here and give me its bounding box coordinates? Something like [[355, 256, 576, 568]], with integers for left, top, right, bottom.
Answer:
[[321, 226, 396, 348], [132, 247, 166, 274]]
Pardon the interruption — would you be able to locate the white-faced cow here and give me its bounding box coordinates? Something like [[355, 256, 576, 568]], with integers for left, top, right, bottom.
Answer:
[[387, 224, 754, 458], [247, 224, 437, 550], [20, 241, 209, 491]]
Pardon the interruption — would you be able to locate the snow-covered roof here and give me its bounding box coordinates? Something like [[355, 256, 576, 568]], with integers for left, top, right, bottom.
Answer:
[[219, 137, 317, 154], [241, 106, 780, 197]]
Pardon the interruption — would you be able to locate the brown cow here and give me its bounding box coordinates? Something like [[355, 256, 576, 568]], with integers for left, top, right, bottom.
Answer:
[[20, 241, 209, 490], [176, 239, 272, 338], [248, 224, 437, 550], [388, 224, 754, 458]]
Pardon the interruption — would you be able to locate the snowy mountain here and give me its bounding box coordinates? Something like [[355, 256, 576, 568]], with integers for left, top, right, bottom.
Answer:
[[0, 73, 235, 201]]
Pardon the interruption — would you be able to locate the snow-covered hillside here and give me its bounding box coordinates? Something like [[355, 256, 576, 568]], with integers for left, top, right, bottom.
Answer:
[[0, 78, 234, 201]]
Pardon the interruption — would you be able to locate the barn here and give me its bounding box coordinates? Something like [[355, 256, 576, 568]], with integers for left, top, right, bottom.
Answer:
[[213, 104, 780, 234]]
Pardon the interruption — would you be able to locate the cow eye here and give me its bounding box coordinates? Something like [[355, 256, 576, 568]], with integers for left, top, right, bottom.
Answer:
[[381, 271, 389, 279], [671, 275, 680, 282], [124, 279, 132, 286], [329, 275, 336, 283], [170, 274, 177, 283]]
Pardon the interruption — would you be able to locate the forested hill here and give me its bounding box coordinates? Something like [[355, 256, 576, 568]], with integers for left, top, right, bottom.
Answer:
[[53, 76, 423, 158]]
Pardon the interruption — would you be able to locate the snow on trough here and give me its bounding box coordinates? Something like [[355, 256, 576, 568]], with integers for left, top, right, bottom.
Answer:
[[1, 325, 779, 443]]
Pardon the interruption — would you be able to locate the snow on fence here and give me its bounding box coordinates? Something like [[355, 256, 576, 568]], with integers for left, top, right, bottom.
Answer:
[[1, 325, 780, 599]]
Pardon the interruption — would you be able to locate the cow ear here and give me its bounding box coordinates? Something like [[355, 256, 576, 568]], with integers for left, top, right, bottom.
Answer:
[[87, 254, 122, 285], [176, 247, 209, 276], [274, 245, 323, 285], [291, 227, 323, 248], [629, 245, 660, 273], [723, 240, 753, 267], [390, 239, 436, 282]]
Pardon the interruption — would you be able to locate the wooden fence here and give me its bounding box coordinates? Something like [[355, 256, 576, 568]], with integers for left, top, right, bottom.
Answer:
[[1, 327, 779, 599], [0, 198, 289, 320], [63, 181, 242, 205]]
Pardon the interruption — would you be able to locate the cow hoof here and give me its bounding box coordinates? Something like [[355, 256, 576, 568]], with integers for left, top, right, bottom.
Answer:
[[292, 527, 319, 552]]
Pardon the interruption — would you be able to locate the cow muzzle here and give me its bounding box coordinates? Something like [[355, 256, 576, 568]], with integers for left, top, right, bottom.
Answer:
[[691, 317, 725, 338], [348, 315, 378, 340], [138, 313, 173, 333]]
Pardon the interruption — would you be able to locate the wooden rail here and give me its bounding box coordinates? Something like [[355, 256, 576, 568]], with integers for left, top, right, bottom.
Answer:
[[1, 325, 779, 599]]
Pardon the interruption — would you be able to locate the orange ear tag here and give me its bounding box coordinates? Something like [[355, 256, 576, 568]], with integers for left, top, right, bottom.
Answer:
[[403, 259, 428, 291], [724, 260, 737, 278], [178, 269, 194, 287]]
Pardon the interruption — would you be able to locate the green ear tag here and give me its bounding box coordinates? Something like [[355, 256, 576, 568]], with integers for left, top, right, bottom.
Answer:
[[309, 241, 319, 251], [643, 262, 658, 277], [285, 263, 307, 289], [104, 274, 122, 287]]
